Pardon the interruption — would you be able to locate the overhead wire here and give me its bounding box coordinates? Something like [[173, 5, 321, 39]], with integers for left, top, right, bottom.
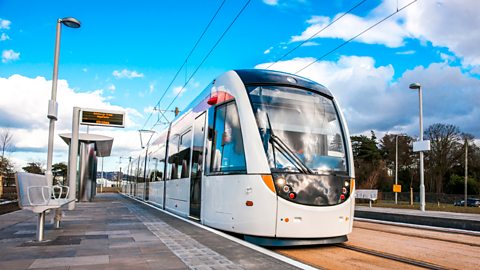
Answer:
[[141, 0, 227, 130], [265, 0, 368, 70], [294, 0, 418, 75], [159, 0, 252, 123]]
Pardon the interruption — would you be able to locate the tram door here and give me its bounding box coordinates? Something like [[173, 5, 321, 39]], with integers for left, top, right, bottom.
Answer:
[[189, 112, 206, 219]]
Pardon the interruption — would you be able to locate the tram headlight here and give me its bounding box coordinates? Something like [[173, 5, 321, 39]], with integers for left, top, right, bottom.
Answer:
[[276, 177, 286, 186], [344, 180, 349, 187]]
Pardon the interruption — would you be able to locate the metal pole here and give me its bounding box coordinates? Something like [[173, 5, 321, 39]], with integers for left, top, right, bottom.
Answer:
[[46, 19, 62, 187], [100, 157, 104, 193], [419, 86, 426, 212], [67, 107, 80, 210], [36, 212, 46, 242], [465, 138, 468, 207], [395, 135, 398, 204]]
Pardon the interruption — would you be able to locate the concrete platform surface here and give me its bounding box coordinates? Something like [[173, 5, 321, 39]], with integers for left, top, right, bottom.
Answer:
[[0, 193, 300, 270], [355, 205, 480, 231]]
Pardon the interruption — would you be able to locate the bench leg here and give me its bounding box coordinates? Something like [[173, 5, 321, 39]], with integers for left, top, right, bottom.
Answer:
[[54, 209, 62, 229], [36, 211, 46, 242]]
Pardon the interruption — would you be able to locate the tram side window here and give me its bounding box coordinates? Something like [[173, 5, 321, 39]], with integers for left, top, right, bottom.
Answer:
[[167, 130, 192, 179], [210, 101, 246, 173], [148, 149, 165, 182], [179, 130, 192, 178], [138, 158, 145, 183], [167, 135, 179, 180]]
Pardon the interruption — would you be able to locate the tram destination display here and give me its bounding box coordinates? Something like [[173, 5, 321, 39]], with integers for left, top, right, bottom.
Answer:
[[80, 109, 125, 128]]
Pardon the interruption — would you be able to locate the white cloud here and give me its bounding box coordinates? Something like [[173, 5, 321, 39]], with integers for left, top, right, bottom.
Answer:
[[291, 13, 408, 48], [301, 41, 319, 47], [143, 106, 155, 114], [439, 53, 455, 63], [402, 0, 480, 67], [264, 46, 273, 54], [2, 49, 20, 63], [172, 86, 186, 96], [396, 50, 415, 55], [0, 75, 143, 170], [0, 18, 11, 29], [0, 33, 9, 41], [82, 68, 88, 72], [291, 1, 480, 66], [256, 56, 480, 137], [108, 84, 116, 92], [263, 0, 279, 6], [112, 69, 144, 79], [149, 82, 155, 93]]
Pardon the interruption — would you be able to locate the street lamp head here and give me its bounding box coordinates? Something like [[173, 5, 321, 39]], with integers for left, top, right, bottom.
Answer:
[[409, 83, 421, 90], [60, 17, 81, 28]]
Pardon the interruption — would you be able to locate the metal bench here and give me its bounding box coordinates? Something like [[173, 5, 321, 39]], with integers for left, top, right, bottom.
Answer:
[[15, 172, 74, 241], [355, 189, 378, 208]]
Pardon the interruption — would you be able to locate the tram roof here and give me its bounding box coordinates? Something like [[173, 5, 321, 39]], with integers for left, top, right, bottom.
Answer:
[[168, 69, 333, 125], [234, 69, 332, 98]]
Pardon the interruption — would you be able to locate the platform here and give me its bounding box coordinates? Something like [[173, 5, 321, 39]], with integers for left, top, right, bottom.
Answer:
[[355, 205, 480, 231], [0, 193, 302, 270]]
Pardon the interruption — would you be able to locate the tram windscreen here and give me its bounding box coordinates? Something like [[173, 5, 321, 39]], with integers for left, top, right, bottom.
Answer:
[[248, 85, 347, 174]]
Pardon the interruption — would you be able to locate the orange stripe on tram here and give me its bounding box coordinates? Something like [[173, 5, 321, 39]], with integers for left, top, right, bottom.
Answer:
[[261, 175, 276, 194]]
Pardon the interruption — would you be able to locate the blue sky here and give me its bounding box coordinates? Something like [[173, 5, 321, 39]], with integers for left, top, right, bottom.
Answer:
[[1, 0, 479, 171]]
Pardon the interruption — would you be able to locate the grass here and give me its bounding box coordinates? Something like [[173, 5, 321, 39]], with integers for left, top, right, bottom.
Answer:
[[357, 201, 480, 214]]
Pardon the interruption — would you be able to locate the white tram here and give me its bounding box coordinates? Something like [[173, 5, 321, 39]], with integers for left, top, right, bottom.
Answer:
[[123, 69, 355, 246]]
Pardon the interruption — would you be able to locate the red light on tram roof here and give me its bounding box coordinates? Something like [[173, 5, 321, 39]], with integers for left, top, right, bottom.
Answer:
[[340, 194, 346, 200], [289, 192, 296, 199], [246, 200, 254, 206], [207, 96, 218, 105], [207, 91, 234, 106]]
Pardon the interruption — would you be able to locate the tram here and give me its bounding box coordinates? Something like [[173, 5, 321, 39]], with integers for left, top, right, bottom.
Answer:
[[122, 69, 355, 246]]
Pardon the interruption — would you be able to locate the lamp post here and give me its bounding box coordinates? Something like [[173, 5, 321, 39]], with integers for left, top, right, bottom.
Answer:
[[395, 135, 398, 205], [465, 138, 468, 207], [46, 17, 81, 186], [409, 82, 426, 212]]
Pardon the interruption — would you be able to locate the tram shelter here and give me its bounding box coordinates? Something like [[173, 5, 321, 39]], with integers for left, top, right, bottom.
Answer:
[[59, 133, 113, 202]]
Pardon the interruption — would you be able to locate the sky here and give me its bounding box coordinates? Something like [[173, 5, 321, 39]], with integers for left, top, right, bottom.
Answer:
[[1, 0, 480, 172]]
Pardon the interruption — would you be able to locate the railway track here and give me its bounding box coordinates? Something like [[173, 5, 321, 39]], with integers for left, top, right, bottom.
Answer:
[[335, 243, 450, 270], [273, 221, 479, 269], [354, 221, 480, 248]]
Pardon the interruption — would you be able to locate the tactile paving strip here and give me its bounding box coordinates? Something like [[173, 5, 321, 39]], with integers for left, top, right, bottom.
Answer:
[[125, 203, 244, 270]]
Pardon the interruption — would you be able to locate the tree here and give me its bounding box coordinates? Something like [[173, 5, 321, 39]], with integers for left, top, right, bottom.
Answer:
[[52, 162, 68, 184], [351, 131, 387, 189], [22, 162, 44, 175], [0, 156, 15, 179], [380, 134, 417, 191], [424, 123, 464, 194], [0, 128, 14, 159]]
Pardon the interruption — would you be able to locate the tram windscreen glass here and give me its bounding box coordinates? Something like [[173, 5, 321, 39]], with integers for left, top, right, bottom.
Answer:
[[248, 85, 347, 174]]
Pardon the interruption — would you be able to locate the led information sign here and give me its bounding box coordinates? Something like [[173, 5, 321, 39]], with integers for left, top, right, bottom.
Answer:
[[80, 109, 125, 128]]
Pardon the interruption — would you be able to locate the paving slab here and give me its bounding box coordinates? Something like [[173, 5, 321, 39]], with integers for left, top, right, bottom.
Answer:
[[0, 193, 300, 270]]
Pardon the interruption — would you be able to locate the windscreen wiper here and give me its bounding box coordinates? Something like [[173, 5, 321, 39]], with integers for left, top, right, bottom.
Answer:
[[265, 114, 313, 174]]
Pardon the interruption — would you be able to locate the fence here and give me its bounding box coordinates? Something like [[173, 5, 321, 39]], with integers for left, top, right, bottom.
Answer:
[[378, 192, 476, 204], [0, 176, 19, 214], [1, 176, 17, 200]]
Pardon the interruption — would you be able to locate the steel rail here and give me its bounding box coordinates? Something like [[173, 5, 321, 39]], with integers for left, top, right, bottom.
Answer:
[[335, 243, 451, 270]]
